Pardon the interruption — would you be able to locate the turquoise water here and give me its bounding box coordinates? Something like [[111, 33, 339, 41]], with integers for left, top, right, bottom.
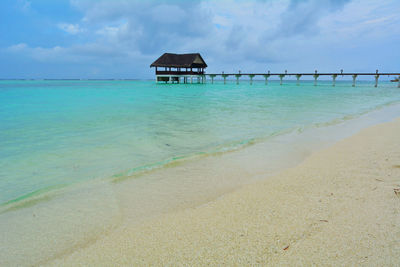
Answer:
[[0, 79, 399, 204]]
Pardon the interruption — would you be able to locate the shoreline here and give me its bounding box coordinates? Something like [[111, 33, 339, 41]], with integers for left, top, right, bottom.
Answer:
[[2, 99, 399, 209], [1, 81, 399, 206], [49, 113, 400, 265], [1, 103, 400, 265]]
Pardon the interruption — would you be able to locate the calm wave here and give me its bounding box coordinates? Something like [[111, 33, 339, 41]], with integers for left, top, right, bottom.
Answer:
[[1, 79, 399, 204]]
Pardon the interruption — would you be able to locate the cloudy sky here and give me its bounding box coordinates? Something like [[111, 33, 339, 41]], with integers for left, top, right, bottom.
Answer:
[[0, 0, 399, 79]]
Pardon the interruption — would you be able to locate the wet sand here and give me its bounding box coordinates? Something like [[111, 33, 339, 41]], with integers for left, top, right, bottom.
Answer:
[[46, 118, 400, 265]]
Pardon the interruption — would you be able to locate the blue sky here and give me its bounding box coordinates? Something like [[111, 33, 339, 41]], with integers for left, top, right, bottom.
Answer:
[[0, 0, 399, 79]]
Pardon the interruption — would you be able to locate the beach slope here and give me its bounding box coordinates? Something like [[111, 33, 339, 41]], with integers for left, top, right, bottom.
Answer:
[[49, 119, 400, 266]]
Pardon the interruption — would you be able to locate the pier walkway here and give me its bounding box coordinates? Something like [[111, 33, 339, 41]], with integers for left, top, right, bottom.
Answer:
[[204, 71, 400, 87]]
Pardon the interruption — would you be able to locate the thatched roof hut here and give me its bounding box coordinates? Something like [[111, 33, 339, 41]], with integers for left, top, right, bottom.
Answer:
[[150, 53, 207, 69]]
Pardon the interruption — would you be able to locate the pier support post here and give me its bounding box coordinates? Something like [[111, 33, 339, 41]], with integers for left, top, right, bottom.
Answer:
[[374, 75, 379, 88], [313, 70, 319, 86], [279, 74, 285, 85], [332, 74, 337, 87], [235, 74, 242, 85], [210, 74, 216, 84], [249, 74, 255, 85], [222, 74, 229, 84], [263, 74, 270, 85], [296, 74, 302, 86], [398, 76, 400, 88], [190, 76, 193, 84], [352, 74, 357, 87]]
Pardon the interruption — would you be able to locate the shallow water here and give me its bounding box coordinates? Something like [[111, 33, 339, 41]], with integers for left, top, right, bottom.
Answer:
[[0, 79, 399, 204]]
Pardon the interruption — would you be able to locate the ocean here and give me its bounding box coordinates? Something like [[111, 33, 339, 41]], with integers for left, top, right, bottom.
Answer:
[[1, 79, 399, 205]]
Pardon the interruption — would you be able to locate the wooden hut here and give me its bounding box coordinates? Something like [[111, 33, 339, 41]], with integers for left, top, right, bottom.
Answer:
[[150, 53, 207, 83]]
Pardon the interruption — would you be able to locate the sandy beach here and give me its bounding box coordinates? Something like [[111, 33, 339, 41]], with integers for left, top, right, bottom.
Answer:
[[2, 0, 400, 266], [43, 117, 400, 265]]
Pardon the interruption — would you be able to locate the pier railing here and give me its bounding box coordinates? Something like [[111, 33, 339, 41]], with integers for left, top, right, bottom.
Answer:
[[156, 70, 204, 75], [204, 71, 400, 87]]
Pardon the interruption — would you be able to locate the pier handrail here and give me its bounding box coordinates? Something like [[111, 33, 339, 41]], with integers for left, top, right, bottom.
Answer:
[[207, 72, 400, 76], [203, 71, 400, 87]]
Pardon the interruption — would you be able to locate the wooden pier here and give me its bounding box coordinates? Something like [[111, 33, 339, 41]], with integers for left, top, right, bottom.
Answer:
[[205, 70, 400, 88], [149, 54, 399, 87]]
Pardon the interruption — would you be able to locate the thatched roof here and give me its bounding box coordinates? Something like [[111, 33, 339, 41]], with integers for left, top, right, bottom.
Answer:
[[150, 53, 207, 68]]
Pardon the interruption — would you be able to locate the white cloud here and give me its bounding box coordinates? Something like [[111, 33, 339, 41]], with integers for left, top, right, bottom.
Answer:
[[318, 0, 400, 42], [8, 43, 28, 52], [58, 23, 84, 34], [7, 44, 67, 62], [151, 5, 186, 24], [95, 22, 129, 41], [5, 39, 149, 67], [5, 0, 400, 77]]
